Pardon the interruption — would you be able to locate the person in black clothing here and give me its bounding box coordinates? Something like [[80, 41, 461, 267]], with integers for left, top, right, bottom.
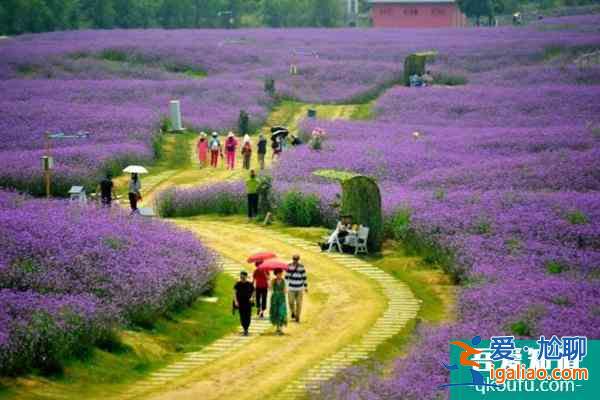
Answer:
[[290, 134, 303, 146], [234, 271, 254, 336], [99, 173, 114, 207], [257, 133, 267, 170]]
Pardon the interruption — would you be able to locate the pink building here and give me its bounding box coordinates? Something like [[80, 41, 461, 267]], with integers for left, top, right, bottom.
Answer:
[[369, 0, 467, 28]]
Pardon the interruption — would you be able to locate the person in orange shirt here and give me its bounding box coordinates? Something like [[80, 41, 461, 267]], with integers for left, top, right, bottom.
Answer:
[[197, 132, 208, 167]]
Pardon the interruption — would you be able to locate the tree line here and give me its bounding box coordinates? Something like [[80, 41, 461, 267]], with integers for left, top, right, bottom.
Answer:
[[0, 0, 358, 35], [1, 0, 599, 36], [457, 0, 600, 25]]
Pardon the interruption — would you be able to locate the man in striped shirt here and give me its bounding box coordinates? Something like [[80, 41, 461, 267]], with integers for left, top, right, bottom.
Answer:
[[286, 254, 308, 323]]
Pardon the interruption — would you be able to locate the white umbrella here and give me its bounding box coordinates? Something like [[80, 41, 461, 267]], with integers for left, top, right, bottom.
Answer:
[[123, 165, 149, 174]]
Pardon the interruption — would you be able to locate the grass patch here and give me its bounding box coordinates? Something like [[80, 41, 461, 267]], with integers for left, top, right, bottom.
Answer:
[[0, 273, 238, 400]]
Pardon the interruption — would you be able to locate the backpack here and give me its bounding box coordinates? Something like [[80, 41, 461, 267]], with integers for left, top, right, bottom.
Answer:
[[210, 138, 220, 151], [226, 139, 236, 152]]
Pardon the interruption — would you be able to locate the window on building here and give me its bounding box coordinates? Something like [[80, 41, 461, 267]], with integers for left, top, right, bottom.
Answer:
[[432, 8, 446, 16], [403, 8, 419, 16], [380, 7, 393, 16]]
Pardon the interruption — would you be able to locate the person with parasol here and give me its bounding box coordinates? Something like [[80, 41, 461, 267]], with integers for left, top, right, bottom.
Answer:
[[247, 252, 277, 319], [270, 127, 288, 159], [123, 165, 148, 214], [257, 258, 289, 335]]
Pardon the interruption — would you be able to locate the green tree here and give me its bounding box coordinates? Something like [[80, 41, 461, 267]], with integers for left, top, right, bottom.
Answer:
[[262, 0, 284, 27], [308, 0, 341, 26], [0, 3, 7, 35], [457, 0, 493, 25]]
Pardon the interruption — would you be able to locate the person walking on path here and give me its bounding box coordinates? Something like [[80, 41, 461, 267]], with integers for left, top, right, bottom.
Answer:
[[246, 169, 259, 219], [241, 134, 252, 170], [128, 173, 142, 214], [257, 133, 267, 170], [225, 132, 238, 170], [99, 173, 114, 207], [209, 132, 222, 168], [234, 271, 254, 336], [197, 132, 208, 167], [286, 255, 308, 323], [269, 268, 288, 335], [253, 262, 269, 319], [271, 135, 281, 159]]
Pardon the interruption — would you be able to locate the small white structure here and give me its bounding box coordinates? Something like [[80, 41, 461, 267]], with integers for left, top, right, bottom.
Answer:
[[169, 100, 184, 131], [68, 186, 87, 203], [138, 207, 156, 218]]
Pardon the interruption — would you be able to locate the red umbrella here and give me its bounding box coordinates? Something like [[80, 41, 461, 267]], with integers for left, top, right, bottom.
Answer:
[[257, 259, 289, 272], [247, 252, 277, 264]]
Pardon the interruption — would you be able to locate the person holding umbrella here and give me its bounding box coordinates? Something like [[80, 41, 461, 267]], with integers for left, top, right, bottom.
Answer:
[[247, 252, 277, 319], [122, 165, 148, 214], [234, 271, 254, 336], [128, 173, 141, 213], [253, 261, 269, 319], [286, 255, 308, 323]]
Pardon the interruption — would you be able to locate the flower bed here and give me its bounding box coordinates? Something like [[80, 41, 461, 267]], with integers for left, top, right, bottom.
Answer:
[[0, 190, 218, 374]]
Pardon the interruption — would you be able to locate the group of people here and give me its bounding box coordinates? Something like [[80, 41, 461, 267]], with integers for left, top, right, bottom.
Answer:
[[409, 70, 434, 88], [196, 131, 302, 171], [234, 255, 308, 336], [319, 214, 360, 253], [196, 131, 268, 171]]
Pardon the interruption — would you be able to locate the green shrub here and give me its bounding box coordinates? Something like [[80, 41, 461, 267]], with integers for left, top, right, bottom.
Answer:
[[546, 260, 568, 274], [433, 72, 468, 86], [277, 191, 322, 227], [510, 320, 532, 336], [473, 216, 492, 235], [434, 188, 446, 201], [340, 176, 384, 252], [99, 49, 128, 62], [566, 210, 589, 225], [387, 207, 412, 242], [264, 77, 276, 96]]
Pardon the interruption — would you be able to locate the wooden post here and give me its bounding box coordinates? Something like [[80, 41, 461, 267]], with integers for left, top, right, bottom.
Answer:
[[44, 132, 51, 198]]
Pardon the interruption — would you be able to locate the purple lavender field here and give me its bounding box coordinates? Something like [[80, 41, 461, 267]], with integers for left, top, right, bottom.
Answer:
[[2, 18, 600, 195], [1, 12, 600, 396], [0, 190, 217, 374]]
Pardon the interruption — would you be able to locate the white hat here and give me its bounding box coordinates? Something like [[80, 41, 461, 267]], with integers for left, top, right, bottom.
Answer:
[[228, 132, 235, 138], [200, 131, 207, 138], [212, 132, 218, 137], [243, 134, 251, 144]]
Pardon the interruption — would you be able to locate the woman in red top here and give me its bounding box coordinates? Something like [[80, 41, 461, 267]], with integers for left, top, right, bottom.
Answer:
[[253, 261, 269, 318], [225, 132, 238, 170]]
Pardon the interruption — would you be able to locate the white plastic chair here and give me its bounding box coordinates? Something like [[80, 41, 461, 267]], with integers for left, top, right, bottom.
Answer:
[[328, 231, 343, 253], [354, 226, 369, 255]]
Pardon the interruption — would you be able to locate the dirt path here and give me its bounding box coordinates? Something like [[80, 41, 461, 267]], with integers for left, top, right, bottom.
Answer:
[[120, 217, 418, 400], [136, 101, 363, 207], [111, 101, 420, 399]]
